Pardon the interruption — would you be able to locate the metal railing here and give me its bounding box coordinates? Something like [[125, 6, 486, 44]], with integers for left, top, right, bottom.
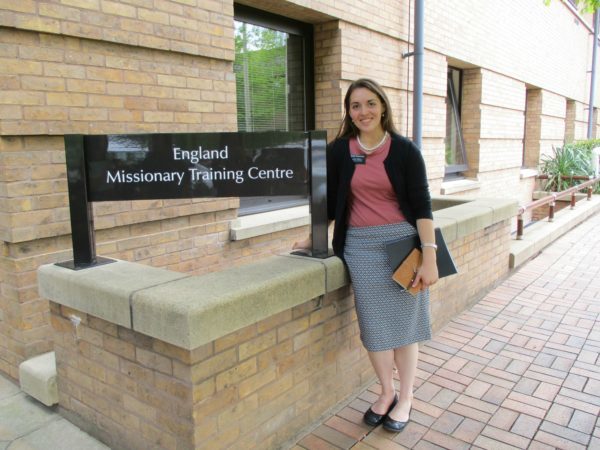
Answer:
[[516, 175, 600, 239]]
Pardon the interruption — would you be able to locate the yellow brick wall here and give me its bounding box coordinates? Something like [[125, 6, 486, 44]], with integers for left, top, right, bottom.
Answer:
[[565, 100, 579, 142], [0, 0, 234, 60], [50, 287, 369, 450], [47, 218, 512, 449], [425, 0, 595, 105], [477, 70, 527, 175], [2, 0, 599, 379], [314, 21, 343, 136], [236, 0, 408, 42], [461, 68, 483, 176], [430, 220, 511, 331], [524, 89, 543, 169], [0, 28, 236, 138]]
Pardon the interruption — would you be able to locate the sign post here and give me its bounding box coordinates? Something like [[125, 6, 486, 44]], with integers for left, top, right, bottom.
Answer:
[[60, 131, 329, 269]]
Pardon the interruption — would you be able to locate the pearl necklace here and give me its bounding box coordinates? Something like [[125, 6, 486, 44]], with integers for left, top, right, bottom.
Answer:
[[357, 131, 388, 153]]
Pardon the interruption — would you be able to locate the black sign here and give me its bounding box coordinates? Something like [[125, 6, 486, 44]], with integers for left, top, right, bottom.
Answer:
[[61, 130, 329, 269], [84, 131, 309, 201]]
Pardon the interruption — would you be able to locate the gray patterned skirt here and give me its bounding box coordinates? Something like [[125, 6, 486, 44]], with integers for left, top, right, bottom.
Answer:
[[344, 221, 432, 352]]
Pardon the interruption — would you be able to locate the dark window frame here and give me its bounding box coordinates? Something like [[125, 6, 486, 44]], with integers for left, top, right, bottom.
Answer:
[[445, 67, 469, 176], [234, 4, 315, 215]]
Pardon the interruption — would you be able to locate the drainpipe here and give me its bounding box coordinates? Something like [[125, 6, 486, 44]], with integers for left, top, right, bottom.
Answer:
[[588, 8, 599, 139], [412, 0, 424, 149]]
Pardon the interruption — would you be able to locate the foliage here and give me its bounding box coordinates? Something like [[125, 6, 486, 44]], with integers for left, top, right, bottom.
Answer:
[[539, 140, 599, 192], [569, 138, 600, 151], [234, 23, 288, 131], [543, 0, 600, 13]]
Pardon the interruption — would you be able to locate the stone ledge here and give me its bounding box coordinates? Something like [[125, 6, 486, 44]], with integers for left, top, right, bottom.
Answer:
[[433, 197, 518, 242], [38, 196, 515, 351], [230, 205, 310, 240], [131, 255, 330, 349], [38, 261, 189, 328], [39, 254, 346, 350], [520, 168, 539, 179], [440, 178, 481, 195]]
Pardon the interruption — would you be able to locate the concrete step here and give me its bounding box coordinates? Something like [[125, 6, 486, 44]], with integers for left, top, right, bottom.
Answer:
[[510, 194, 600, 268], [18, 351, 58, 407]]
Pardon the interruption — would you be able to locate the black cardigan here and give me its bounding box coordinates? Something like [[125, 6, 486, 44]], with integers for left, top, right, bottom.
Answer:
[[326, 133, 433, 259]]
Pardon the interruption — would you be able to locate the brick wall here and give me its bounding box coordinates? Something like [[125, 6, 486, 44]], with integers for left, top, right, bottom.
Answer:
[[478, 70, 526, 177], [0, 28, 236, 139], [461, 68, 483, 176], [314, 21, 343, 136], [539, 90, 567, 161], [47, 217, 512, 449], [0, 0, 234, 60], [524, 89, 567, 169], [565, 100, 588, 142], [51, 286, 369, 450], [425, 0, 593, 105], [0, 20, 240, 377], [1, 0, 598, 380], [0, 201, 309, 379], [429, 220, 511, 331]]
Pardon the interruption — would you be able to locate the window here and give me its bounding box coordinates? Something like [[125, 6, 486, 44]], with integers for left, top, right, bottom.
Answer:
[[445, 67, 468, 176], [234, 4, 314, 214]]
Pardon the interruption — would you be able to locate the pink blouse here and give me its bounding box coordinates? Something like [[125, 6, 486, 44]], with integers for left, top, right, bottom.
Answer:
[[348, 137, 406, 227]]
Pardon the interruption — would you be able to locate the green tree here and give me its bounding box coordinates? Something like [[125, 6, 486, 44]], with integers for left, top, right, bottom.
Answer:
[[234, 23, 288, 131], [544, 0, 600, 13]]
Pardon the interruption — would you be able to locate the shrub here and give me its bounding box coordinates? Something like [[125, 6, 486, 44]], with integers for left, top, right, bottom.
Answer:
[[539, 139, 599, 192]]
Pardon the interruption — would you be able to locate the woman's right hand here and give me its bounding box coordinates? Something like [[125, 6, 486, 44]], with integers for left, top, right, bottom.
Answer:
[[292, 236, 312, 252]]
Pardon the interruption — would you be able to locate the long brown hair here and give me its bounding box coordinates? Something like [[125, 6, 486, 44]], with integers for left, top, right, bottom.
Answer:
[[335, 78, 398, 139]]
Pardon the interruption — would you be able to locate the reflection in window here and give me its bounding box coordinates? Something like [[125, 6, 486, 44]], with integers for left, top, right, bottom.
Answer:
[[234, 22, 304, 132], [445, 67, 468, 176], [233, 6, 313, 215]]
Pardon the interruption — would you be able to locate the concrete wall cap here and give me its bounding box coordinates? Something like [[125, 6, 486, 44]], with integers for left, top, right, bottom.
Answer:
[[131, 255, 328, 349], [38, 260, 189, 328], [433, 198, 517, 240], [37, 197, 517, 351]]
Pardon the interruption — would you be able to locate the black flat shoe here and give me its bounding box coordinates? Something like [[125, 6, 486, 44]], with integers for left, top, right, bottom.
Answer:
[[363, 395, 398, 427], [382, 407, 411, 433]]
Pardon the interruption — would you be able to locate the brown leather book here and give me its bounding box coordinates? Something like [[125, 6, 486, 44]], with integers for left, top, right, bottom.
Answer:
[[391, 247, 423, 296], [385, 228, 458, 281]]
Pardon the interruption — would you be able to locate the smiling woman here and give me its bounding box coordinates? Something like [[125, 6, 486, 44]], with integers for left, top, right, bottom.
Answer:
[[295, 78, 438, 433], [348, 88, 387, 146]]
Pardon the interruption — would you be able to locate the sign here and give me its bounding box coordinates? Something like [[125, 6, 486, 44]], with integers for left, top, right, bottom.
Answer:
[[62, 130, 328, 269], [84, 131, 309, 201]]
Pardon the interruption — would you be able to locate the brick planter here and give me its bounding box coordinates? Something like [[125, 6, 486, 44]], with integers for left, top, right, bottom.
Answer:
[[39, 197, 517, 449]]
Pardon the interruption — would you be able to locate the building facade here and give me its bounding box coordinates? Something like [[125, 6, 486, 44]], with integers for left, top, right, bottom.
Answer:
[[1, 0, 599, 380]]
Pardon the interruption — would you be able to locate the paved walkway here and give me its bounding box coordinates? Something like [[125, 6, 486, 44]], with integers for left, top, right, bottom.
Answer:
[[294, 212, 600, 450], [1, 213, 599, 450], [0, 375, 108, 449]]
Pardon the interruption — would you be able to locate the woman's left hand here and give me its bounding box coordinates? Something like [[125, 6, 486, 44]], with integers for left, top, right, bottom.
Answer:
[[413, 258, 439, 288]]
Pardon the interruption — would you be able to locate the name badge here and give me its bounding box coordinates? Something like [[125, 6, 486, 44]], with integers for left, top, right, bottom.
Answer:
[[351, 154, 366, 165]]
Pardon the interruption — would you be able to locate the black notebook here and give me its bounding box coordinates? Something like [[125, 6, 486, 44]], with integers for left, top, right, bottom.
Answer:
[[385, 228, 458, 278]]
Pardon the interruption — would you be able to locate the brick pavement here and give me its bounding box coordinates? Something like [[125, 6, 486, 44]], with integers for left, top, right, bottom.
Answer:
[[293, 212, 600, 450]]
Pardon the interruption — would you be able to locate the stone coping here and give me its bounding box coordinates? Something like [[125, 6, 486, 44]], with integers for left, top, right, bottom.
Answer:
[[38, 197, 517, 351], [230, 205, 310, 241], [433, 197, 517, 242], [440, 178, 481, 195]]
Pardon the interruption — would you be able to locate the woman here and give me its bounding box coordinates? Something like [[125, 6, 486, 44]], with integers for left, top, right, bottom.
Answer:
[[294, 78, 438, 432]]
